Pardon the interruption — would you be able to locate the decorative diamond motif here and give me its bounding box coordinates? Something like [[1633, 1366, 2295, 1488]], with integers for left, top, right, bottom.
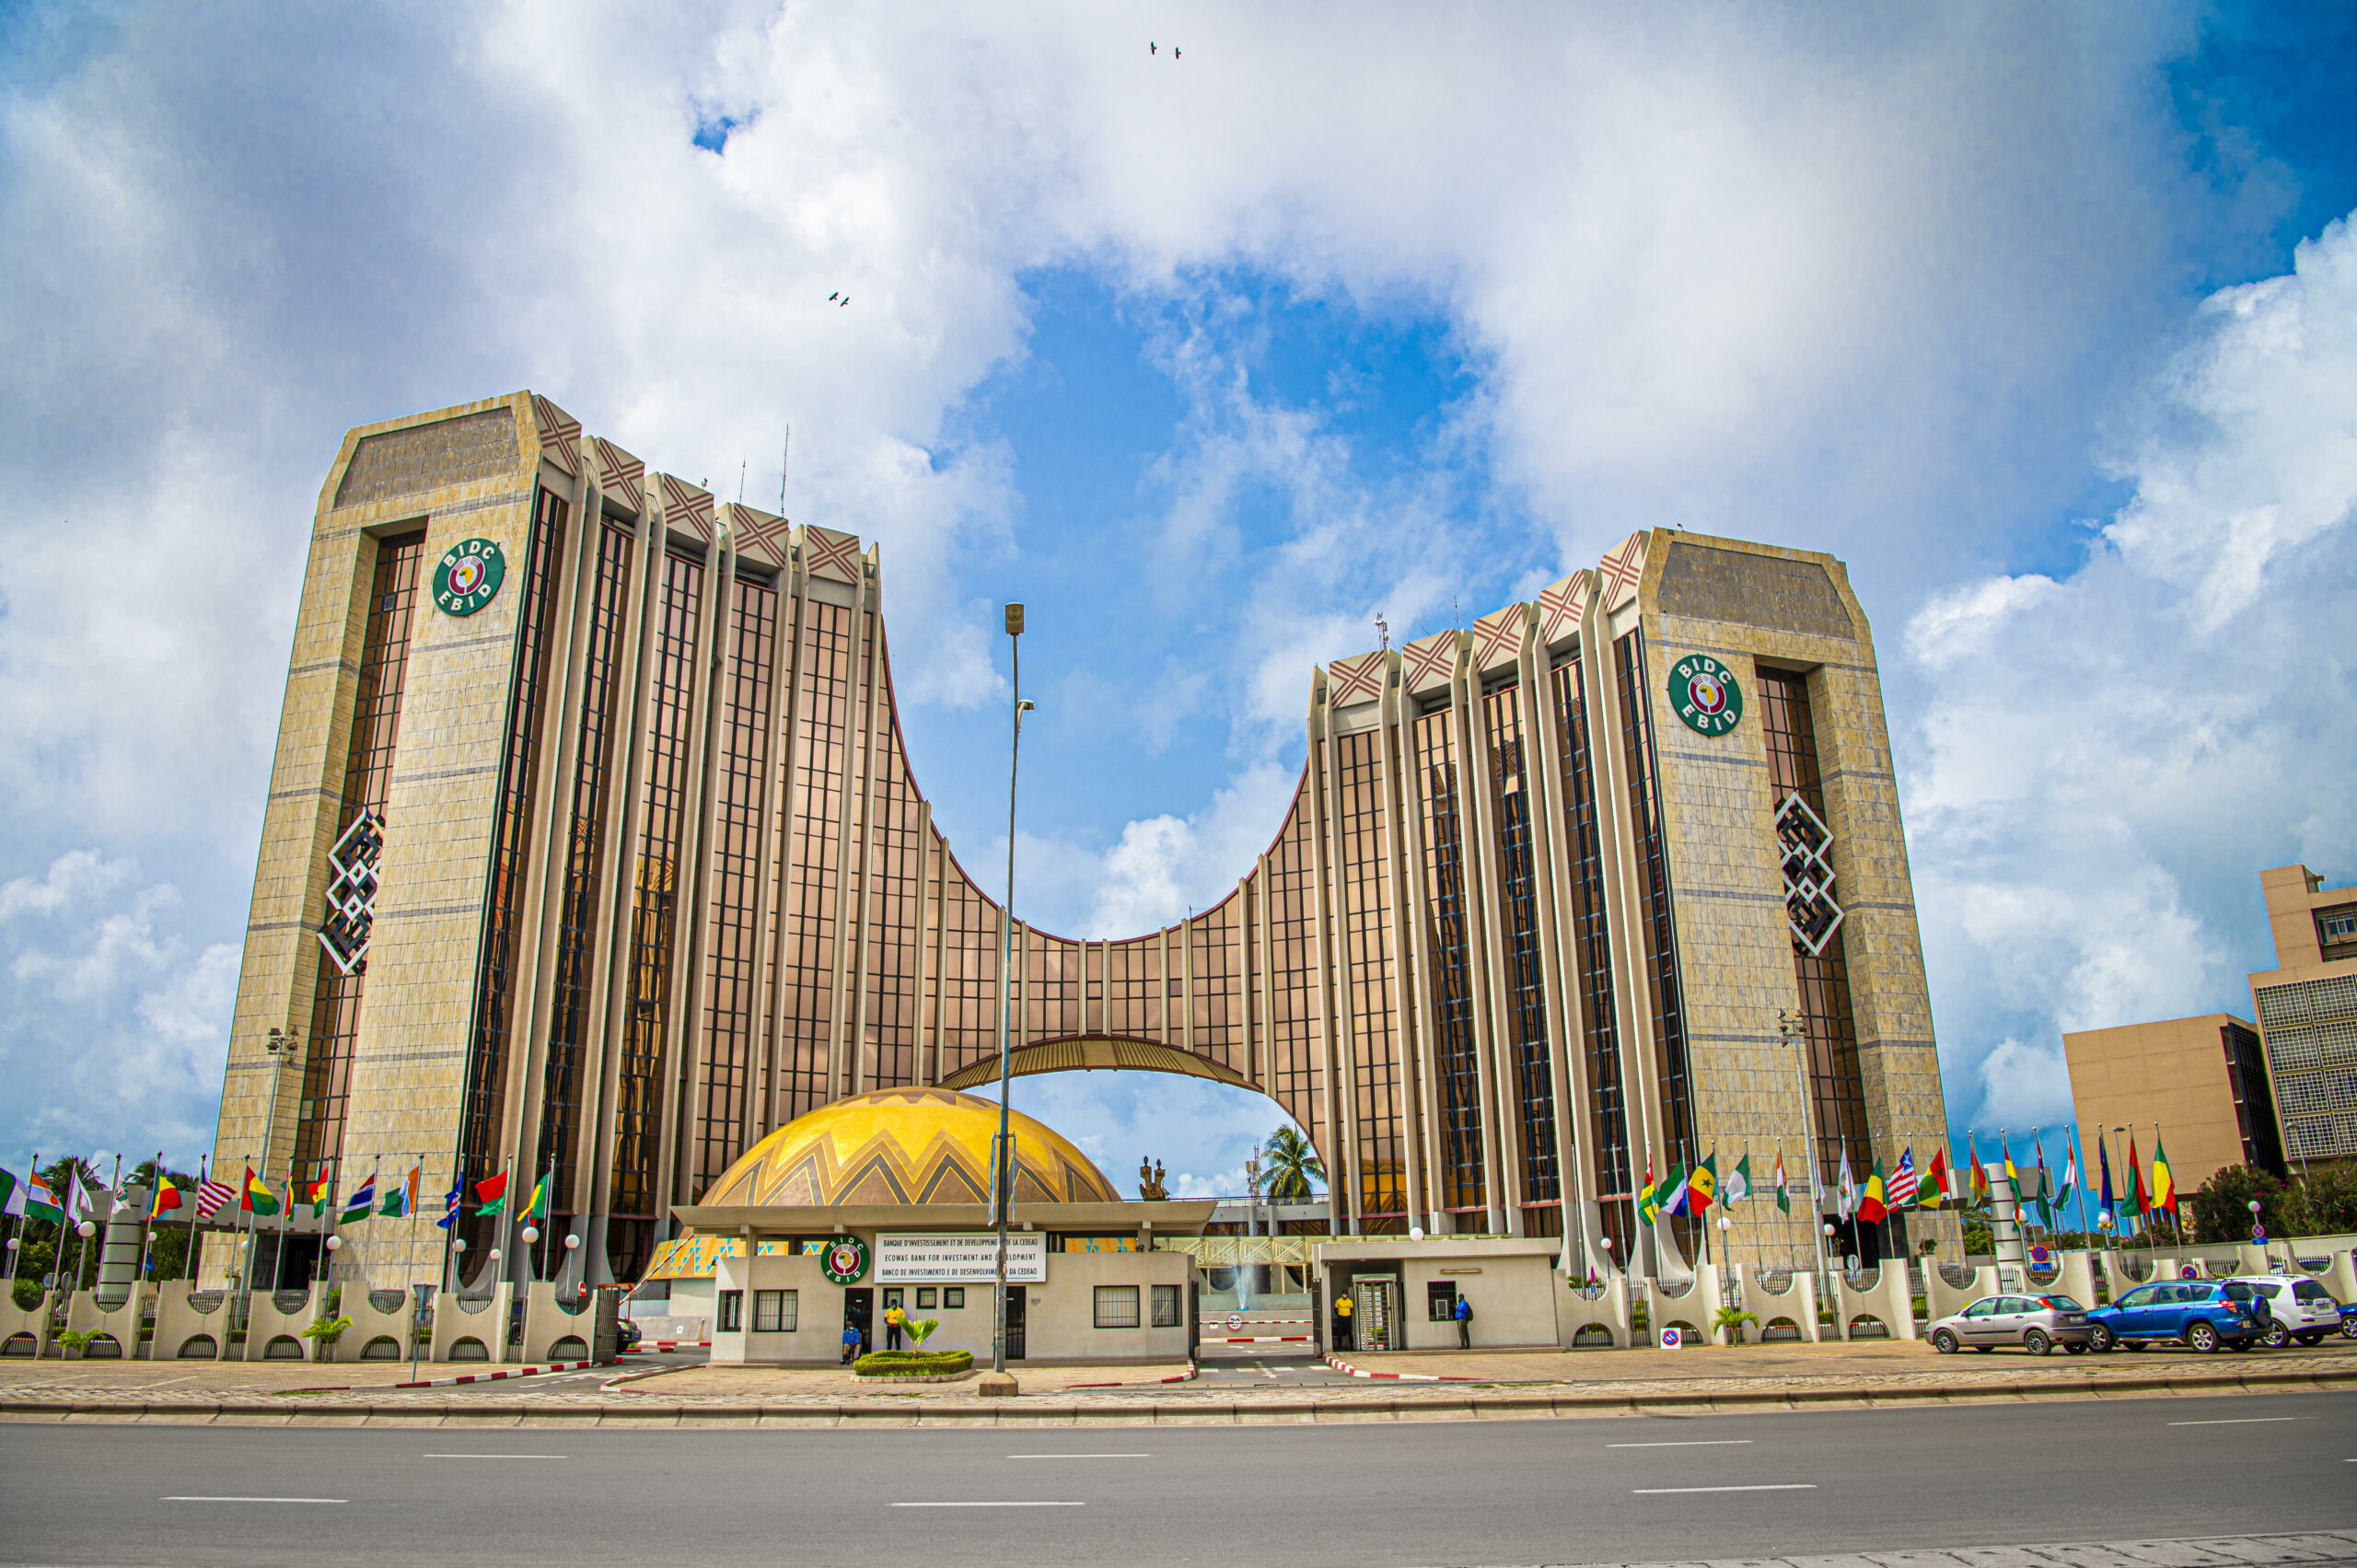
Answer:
[[1774, 793, 1844, 956], [1598, 533, 1646, 608], [804, 527, 864, 582], [319, 810, 386, 976], [1401, 633, 1457, 692]]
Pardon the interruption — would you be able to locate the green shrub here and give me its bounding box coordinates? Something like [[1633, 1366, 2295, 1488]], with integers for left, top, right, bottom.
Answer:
[[853, 1349, 973, 1377], [11, 1279, 42, 1312]]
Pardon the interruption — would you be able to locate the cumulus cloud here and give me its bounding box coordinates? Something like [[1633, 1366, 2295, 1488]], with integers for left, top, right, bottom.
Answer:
[[1907, 213, 2357, 1134]]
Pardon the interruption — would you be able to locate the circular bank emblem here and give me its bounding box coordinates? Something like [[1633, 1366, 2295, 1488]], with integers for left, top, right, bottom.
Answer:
[[1667, 653, 1744, 737], [820, 1236, 870, 1285], [432, 538, 507, 617]]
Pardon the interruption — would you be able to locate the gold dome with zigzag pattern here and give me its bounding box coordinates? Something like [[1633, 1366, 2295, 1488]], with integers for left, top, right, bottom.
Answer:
[[699, 1087, 1118, 1208]]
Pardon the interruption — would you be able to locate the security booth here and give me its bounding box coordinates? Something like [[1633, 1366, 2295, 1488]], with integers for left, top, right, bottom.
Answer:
[[1317, 1236, 1571, 1352]]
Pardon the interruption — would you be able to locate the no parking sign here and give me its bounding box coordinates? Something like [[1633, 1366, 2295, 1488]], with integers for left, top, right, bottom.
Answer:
[[1658, 1326, 1683, 1350]]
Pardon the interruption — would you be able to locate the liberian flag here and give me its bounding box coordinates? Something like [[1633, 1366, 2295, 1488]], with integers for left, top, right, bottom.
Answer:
[[1887, 1147, 1919, 1209], [194, 1168, 236, 1219]]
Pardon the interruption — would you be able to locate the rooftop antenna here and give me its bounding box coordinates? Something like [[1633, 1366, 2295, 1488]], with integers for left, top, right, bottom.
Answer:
[[737, 458, 746, 505], [1375, 613, 1389, 652], [778, 424, 791, 516]]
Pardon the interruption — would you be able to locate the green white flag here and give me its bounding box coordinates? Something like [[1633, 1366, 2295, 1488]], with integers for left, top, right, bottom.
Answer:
[[1724, 1154, 1752, 1203]]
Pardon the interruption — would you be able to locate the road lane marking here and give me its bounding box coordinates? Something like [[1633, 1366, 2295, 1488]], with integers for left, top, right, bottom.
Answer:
[[1609, 1439, 1754, 1447], [165, 1497, 346, 1504], [1633, 1484, 1817, 1494], [2165, 1417, 2307, 1426], [423, 1453, 568, 1459], [1007, 1454, 1149, 1459], [892, 1501, 1085, 1507]]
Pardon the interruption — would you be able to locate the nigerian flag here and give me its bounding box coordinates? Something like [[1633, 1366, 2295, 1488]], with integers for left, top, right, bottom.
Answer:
[[1724, 1154, 1753, 1204]]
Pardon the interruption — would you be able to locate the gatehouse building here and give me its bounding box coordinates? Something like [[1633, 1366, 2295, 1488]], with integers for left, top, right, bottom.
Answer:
[[203, 389, 1955, 1296]]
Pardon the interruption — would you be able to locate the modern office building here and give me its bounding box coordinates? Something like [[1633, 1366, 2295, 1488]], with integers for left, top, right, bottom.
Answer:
[[2062, 1013, 2284, 1195], [2249, 865, 2357, 1167], [205, 390, 1954, 1290]]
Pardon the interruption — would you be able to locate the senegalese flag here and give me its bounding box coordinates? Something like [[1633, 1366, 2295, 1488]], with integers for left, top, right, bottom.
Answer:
[[1724, 1154, 1752, 1204], [149, 1173, 183, 1220], [1773, 1150, 1790, 1214], [519, 1169, 551, 1225], [473, 1169, 509, 1217], [339, 1172, 377, 1224], [1887, 1147, 1919, 1210], [1922, 1145, 1950, 1207], [1659, 1161, 1691, 1219], [1637, 1160, 1661, 1225], [1687, 1155, 1718, 1216], [241, 1167, 281, 1217], [1856, 1159, 1888, 1225], [2151, 1135, 2177, 1215], [380, 1165, 419, 1219]]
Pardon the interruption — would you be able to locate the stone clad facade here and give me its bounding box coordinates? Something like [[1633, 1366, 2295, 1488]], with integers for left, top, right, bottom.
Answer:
[[209, 391, 1953, 1289]]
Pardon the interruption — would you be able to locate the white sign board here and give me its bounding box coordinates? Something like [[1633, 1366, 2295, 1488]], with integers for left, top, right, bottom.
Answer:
[[876, 1233, 1046, 1283]]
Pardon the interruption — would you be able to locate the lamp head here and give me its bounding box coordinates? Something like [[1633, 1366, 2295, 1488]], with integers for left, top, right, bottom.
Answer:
[[325, 1235, 342, 1252], [76, 1221, 95, 1238], [563, 1234, 580, 1250], [522, 1225, 540, 1245], [1004, 602, 1025, 637]]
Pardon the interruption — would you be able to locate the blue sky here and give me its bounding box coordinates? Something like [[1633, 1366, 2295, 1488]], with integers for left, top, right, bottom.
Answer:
[[2, 2, 2353, 1201]]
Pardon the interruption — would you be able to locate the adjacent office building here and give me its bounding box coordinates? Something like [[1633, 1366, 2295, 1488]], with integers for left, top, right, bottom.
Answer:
[[2061, 1014, 2284, 1197], [204, 391, 1954, 1290], [2250, 865, 2357, 1167]]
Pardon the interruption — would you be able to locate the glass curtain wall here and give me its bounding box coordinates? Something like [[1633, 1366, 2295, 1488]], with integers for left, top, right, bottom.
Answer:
[[1482, 680, 1562, 1236], [1265, 779, 1327, 1154], [1334, 731, 1409, 1230], [1412, 703, 1485, 1223], [778, 599, 852, 1121]]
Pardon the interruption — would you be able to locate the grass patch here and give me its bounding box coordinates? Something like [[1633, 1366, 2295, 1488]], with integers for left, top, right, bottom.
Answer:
[[853, 1350, 973, 1378]]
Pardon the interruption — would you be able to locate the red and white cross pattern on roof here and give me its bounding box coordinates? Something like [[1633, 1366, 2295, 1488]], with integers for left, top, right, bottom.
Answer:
[[729, 506, 793, 568], [803, 526, 864, 583], [659, 473, 714, 543], [1401, 632, 1458, 693], [594, 438, 644, 516], [1597, 533, 1646, 610], [1327, 651, 1386, 707], [1472, 607, 1525, 671], [531, 395, 581, 476], [1538, 572, 1586, 646]]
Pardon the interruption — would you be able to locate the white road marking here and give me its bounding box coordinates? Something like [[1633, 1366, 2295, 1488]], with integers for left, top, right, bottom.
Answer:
[[1609, 1439, 1754, 1447], [1633, 1483, 1817, 1494], [423, 1453, 568, 1459], [165, 1496, 346, 1504], [2165, 1417, 2307, 1426], [892, 1501, 1086, 1507], [1007, 1454, 1149, 1459]]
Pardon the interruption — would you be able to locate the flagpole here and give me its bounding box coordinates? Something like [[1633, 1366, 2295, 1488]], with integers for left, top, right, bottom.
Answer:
[[136, 1150, 160, 1294], [404, 1154, 424, 1382]]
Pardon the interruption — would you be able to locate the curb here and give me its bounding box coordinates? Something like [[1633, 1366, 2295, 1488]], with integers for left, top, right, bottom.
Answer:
[[620, 1340, 710, 1353], [3, 1364, 2347, 1428], [1324, 1352, 1471, 1382], [1068, 1362, 1200, 1389], [1212, 1336, 1312, 1343], [392, 1359, 595, 1389]]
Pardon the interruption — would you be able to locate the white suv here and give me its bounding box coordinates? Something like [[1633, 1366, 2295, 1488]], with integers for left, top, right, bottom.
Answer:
[[2223, 1275, 2342, 1347]]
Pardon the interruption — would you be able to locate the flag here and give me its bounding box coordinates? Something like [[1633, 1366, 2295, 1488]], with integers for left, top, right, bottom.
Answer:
[[1686, 1155, 1718, 1216], [1922, 1145, 1950, 1207], [25, 1168, 64, 1224], [1637, 1160, 1661, 1226], [1887, 1147, 1919, 1210], [1660, 1161, 1691, 1219], [1836, 1144, 1857, 1221], [2097, 1134, 2115, 1223], [1857, 1159, 1888, 1225], [2056, 1139, 2079, 1216], [305, 1173, 333, 1217], [339, 1173, 377, 1224], [435, 1175, 464, 1230], [149, 1174, 183, 1220], [195, 1171, 236, 1219], [2031, 1131, 2053, 1229], [1968, 1134, 1989, 1203], [2001, 1137, 2022, 1209], [241, 1167, 281, 1217], [2152, 1136, 2177, 1215], [2125, 1132, 2148, 1217], [519, 1169, 551, 1225], [1773, 1150, 1790, 1214], [380, 1166, 419, 1219], [473, 1169, 509, 1217], [1724, 1154, 1752, 1204], [0, 1167, 20, 1220]]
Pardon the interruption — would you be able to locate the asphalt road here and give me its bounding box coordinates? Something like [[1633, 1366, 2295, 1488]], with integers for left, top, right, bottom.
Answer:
[[2, 1389, 2350, 1567]]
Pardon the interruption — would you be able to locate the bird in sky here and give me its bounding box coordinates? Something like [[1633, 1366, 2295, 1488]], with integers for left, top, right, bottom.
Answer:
[[1174, 47, 1181, 60], [1149, 41, 1155, 54], [839, 296, 850, 307], [827, 291, 840, 301]]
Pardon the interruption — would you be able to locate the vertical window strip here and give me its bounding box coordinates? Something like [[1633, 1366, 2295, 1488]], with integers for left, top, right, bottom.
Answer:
[[779, 600, 850, 1121], [1187, 902, 1240, 1063], [1614, 632, 1700, 1259], [1551, 658, 1634, 1255], [458, 492, 569, 1196], [1267, 789, 1326, 1152], [1413, 708, 1484, 1215], [1336, 731, 1406, 1227], [691, 575, 775, 1200], [534, 521, 636, 1218], [296, 529, 426, 1178], [1483, 683, 1561, 1214], [935, 866, 998, 1077], [1756, 670, 1872, 1187], [862, 710, 921, 1089], [1024, 926, 1079, 1047]]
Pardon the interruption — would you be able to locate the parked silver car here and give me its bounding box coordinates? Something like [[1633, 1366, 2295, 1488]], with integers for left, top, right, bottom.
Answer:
[[1928, 1293, 2094, 1355]]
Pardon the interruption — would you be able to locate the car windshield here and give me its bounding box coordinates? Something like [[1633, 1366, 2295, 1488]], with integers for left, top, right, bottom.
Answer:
[[2040, 1295, 2084, 1312], [2293, 1282, 2331, 1302]]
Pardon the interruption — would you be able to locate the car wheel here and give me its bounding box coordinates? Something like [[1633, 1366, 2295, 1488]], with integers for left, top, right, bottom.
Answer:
[[2343, 1317, 2357, 1339], [2087, 1323, 2114, 1353], [2295, 1330, 2324, 1346], [2186, 1320, 2219, 1353], [2263, 1321, 2291, 1349], [1933, 1329, 1959, 1354], [2024, 1329, 2051, 1356]]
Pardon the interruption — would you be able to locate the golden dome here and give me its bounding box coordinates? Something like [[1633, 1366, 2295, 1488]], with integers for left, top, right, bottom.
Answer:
[[698, 1087, 1119, 1208]]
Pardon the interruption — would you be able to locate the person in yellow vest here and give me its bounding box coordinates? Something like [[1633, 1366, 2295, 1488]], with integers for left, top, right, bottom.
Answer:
[[884, 1304, 906, 1352], [1332, 1291, 1354, 1352]]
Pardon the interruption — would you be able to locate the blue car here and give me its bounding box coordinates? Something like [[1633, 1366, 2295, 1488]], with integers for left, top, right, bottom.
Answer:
[[2086, 1280, 2261, 1353], [2340, 1300, 2357, 1340]]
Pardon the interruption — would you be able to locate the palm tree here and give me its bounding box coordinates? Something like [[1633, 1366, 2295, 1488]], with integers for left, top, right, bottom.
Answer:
[[1260, 1127, 1324, 1202]]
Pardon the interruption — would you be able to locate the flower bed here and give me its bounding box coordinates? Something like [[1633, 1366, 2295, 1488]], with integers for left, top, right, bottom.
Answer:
[[853, 1349, 974, 1379]]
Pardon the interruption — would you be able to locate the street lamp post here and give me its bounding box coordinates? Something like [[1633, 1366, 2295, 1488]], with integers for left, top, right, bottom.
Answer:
[[992, 602, 1033, 1383], [1779, 1009, 1832, 1283], [242, 1028, 301, 1324]]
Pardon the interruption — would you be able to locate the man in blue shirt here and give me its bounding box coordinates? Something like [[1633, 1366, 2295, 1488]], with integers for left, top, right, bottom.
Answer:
[[1454, 1293, 1473, 1349]]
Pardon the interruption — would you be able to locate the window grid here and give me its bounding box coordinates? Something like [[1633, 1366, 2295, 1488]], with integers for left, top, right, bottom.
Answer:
[[1483, 681, 1562, 1221], [1413, 707, 1485, 1216], [717, 1290, 742, 1332], [1104, 936, 1164, 1040], [1551, 656, 1634, 1256], [863, 698, 923, 1089], [753, 1288, 796, 1332], [533, 521, 636, 1230], [1266, 775, 1327, 1153], [933, 858, 1003, 1077], [1187, 899, 1242, 1065], [1335, 730, 1408, 1228], [778, 599, 851, 1121], [458, 493, 567, 1208], [296, 529, 425, 1179], [1094, 1284, 1142, 1329], [1151, 1283, 1182, 1328], [1024, 926, 1082, 1046]]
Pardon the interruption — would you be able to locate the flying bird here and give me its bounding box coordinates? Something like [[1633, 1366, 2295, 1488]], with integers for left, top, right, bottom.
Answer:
[[1174, 47, 1181, 59], [1149, 41, 1155, 54], [839, 296, 850, 308], [828, 291, 840, 301]]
